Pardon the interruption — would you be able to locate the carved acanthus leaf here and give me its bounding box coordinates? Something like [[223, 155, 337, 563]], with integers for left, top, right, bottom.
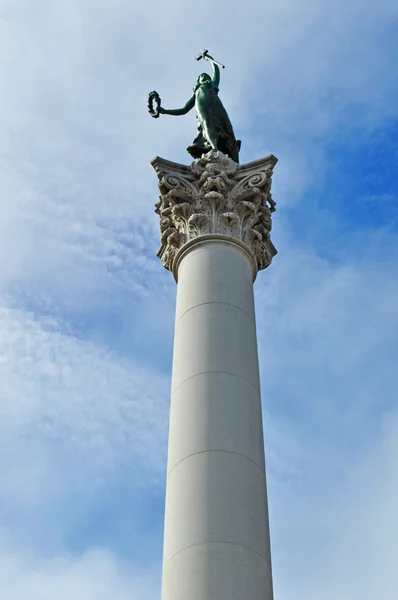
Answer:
[[152, 151, 277, 274]]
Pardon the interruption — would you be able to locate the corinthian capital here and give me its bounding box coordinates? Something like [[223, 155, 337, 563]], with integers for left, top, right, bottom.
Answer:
[[152, 151, 277, 278]]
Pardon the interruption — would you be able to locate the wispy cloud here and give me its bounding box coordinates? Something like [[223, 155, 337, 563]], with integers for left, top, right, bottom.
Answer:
[[0, 549, 160, 600], [0, 304, 169, 553]]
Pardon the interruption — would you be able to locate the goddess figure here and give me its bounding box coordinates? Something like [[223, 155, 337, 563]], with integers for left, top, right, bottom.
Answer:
[[149, 53, 241, 163]]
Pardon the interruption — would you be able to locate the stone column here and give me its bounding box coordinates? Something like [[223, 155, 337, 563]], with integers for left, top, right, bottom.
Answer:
[[153, 151, 277, 600]]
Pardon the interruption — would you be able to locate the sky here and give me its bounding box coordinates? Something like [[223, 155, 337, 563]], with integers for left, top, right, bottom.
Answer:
[[1, 0, 398, 598]]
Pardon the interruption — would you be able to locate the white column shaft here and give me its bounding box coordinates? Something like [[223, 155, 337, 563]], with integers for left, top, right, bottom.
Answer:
[[161, 239, 273, 600]]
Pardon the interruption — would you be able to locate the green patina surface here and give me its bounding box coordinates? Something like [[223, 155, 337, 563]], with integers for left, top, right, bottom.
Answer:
[[148, 53, 241, 163]]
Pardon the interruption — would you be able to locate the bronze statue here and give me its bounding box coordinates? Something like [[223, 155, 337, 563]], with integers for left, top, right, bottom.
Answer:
[[148, 51, 241, 163]]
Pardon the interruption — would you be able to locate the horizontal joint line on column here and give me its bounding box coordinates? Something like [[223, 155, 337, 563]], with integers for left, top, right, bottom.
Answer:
[[176, 301, 255, 326], [172, 370, 260, 396], [164, 540, 271, 569], [167, 448, 266, 479]]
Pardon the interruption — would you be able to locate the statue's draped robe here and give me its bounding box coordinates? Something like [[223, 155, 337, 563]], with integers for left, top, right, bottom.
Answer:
[[188, 82, 241, 163]]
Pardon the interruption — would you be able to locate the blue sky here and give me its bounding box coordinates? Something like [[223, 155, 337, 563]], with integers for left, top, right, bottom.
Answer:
[[1, 0, 398, 598]]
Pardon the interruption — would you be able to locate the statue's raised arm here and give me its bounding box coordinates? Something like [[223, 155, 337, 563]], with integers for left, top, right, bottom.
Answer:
[[206, 55, 220, 89], [212, 62, 220, 90], [148, 51, 241, 163]]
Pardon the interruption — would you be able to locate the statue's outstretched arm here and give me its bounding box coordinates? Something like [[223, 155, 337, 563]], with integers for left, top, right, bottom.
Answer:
[[160, 95, 195, 116]]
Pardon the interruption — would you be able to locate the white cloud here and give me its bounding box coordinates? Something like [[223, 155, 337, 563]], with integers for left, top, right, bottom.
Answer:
[[272, 410, 398, 600], [0, 548, 159, 600], [0, 304, 169, 529], [254, 229, 398, 599]]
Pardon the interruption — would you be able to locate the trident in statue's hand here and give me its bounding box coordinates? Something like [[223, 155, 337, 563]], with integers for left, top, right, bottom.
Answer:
[[195, 49, 225, 69]]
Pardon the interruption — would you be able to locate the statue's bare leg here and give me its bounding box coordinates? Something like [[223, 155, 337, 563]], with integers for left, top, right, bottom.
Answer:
[[202, 123, 218, 152]]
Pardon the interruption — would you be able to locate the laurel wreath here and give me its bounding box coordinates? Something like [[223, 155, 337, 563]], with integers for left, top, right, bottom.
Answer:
[[148, 91, 161, 118]]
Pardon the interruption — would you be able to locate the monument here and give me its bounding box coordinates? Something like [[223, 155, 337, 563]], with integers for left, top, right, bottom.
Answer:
[[149, 51, 277, 600]]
